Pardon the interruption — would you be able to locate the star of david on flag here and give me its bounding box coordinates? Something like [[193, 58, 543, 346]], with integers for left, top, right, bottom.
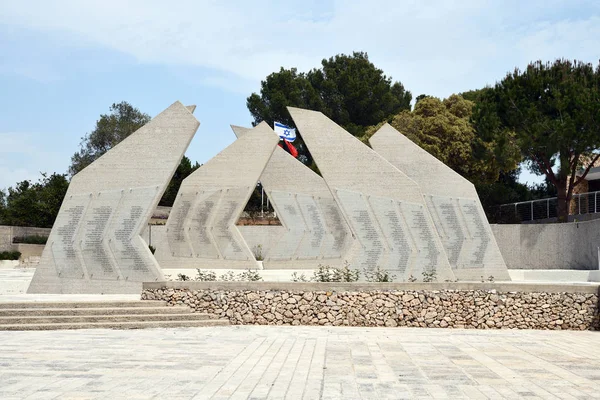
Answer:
[[274, 121, 296, 142]]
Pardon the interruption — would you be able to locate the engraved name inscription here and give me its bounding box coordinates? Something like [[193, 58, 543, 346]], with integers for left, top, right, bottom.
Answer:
[[437, 201, 465, 267], [461, 201, 490, 265], [84, 205, 114, 275], [114, 205, 147, 272]]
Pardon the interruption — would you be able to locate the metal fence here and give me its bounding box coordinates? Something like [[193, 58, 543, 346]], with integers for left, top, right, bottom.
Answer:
[[498, 190, 600, 222]]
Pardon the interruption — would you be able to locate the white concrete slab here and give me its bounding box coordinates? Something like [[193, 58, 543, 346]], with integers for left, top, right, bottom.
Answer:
[[28, 102, 200, 294]]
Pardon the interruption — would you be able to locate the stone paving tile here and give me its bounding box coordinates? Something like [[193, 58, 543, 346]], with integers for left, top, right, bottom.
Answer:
[[0, 326, 599, 399]]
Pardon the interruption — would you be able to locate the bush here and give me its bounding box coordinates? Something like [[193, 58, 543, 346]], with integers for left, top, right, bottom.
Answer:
[[364, 266, 395, 282], [422, 270, 437, 283], [291, 272, 309, 282], [312, 262, 360, 282], [238, 269, 263, 281], [253, 244, 264, 261], [177, 273, 191, 281], [312, 264, 334, 282], [219, 271, 237, 281], [0, 251, 21, 260], [331, 261, 360, 282], [12, 235, 48, 245], [196, 269, 217, 281]]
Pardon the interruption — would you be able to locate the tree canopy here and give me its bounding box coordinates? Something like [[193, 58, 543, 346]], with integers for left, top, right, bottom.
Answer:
[[474, 59, 600, 221], [247, 52, 412, 137], [159, 156, 201, 207], [363, 94, 520, 185], [69, 102, 151, 176], [0, 173, 69, 228]]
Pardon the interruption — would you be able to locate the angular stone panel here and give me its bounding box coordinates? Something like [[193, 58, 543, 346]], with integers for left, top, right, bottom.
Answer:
[[288, 107, 455, 281], [230, 125, 353, 269], [155, 122, 279, 269], [369, 124, 510, 281], [28, 101, 200, 293]]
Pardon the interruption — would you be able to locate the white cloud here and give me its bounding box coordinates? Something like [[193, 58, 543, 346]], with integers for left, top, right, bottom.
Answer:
[[1, 0, 599, 97]]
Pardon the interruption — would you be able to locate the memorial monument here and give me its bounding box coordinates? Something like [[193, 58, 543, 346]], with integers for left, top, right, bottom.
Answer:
[[156, 122, 280, 269], [231, 126, 353, 269], [288, 107, 456, 281], [28, 101, 200, 294], [370, 124, 510, 281]]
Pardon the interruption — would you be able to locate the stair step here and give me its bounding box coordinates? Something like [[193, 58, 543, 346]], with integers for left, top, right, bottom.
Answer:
[[0, 306, 191, 317], [0, 313, 213, 324], [0, 319, 230, 331], [0, 301, 166, 309]]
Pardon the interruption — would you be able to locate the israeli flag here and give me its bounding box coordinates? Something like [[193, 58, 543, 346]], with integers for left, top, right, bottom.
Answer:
[[274, 121, 296, 142]]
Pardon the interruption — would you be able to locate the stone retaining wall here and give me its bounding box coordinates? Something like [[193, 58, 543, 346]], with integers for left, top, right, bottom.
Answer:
[[142, 282, 600, 330]]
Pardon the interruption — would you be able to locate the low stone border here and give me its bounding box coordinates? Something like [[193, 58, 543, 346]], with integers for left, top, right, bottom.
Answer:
[[142, 282, 600, 330]]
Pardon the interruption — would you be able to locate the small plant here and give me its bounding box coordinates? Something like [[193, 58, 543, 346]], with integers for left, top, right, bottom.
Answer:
[[422, 270, 437, 283], [407, 275, 417, 283], [312, 264, 334, 282], [364, 266, 395, 282], [238, 269, 263, 281], [487, 275, 495, 282], [311, 262, 360, 282], [219, 271, 238, 281], [148, 245, 156, 254], [164, 274, 172, 281], [177, 273, 191, 281], [253, 244, 264, 261], [0, 251, 21, 261], [196, 269, 217, 281], [291, 272, 308, 282], [332, 261, 360, 282]]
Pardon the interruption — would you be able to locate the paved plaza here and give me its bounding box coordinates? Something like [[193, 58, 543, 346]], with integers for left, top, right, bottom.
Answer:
[[0, 326, 599, 399]]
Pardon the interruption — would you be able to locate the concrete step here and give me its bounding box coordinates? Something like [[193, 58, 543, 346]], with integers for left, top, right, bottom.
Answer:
[[0, 319, 230, 331], [0, 313, 213, 324], [0, 306, 191, 317], [0, 300, 167, 309]]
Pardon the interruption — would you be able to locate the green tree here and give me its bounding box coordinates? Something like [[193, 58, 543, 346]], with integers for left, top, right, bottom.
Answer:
[[69, 102, 151, 176], [247, 52, 412, 137], [475, 169, 534, 222], [159, 156, 201, 207], [247, 67, 323, 130], [364, 94, 520, 185], [0, 190, 6, 223], [475, 59, 600, 222], [1, 173, 69, 228]]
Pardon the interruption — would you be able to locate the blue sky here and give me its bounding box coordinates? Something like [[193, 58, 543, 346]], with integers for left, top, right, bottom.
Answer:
[[1, 0, 599, 190]]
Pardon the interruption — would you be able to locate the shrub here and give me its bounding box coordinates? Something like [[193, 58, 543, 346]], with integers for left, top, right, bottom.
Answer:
[[196, 269, 217, 281], [312, 264, 334, 282], [219, 271, 237, 281], [331, 261, 360, 282], [12, 235, 48, 245], [177, 273, 191, 281], [238, 269, 263, 281], [291, 272, 309, 282], [364, 266, 395, 282], [253, 244, 264, 261], [422, 270, 437, 283], [312, 262, 360, 282], [0, 251, 21, 260]]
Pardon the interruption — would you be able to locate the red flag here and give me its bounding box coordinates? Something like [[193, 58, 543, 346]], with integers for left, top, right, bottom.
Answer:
[[278, 139, 298, 158]]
